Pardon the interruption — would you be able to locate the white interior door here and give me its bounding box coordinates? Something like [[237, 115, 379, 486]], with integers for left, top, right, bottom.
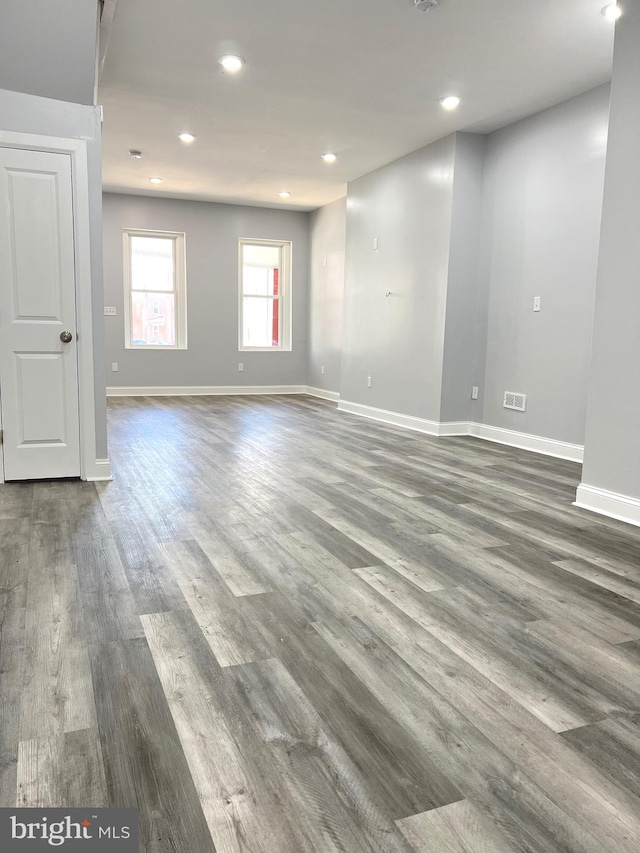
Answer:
[[0, 147, 81, 481]]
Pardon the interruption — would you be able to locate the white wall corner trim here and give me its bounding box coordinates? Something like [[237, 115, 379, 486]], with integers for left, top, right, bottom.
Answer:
[[85, 458, 112, 482], [305, 386, 340, 402], [574, 483, 640, 528], [468, 422, 584, 463], [337, 400, 468, 436], [106, 385, 307, 397]]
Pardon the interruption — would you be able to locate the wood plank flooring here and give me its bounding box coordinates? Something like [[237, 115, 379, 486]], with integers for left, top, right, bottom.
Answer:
[[2, 394, 640, 851]]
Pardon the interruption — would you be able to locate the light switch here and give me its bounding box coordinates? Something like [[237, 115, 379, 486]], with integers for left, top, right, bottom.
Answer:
[[533, 296, 541, 312], [373, 237, 378, 251]]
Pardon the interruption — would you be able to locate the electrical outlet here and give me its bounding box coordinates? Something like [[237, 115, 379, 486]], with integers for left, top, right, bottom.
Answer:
[[238, 362, 244, 372], [104, 306, 117, 316], [323, 257, 327, 267], [111, 363, 118, 372], [321, 366, 325, 375], [533, 296, 541, 312], [472, 386, 479, 400], [367, 376, 372, 388]]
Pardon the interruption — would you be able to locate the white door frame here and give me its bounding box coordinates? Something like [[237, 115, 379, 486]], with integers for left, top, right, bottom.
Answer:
[[0, 130, 99, 484]]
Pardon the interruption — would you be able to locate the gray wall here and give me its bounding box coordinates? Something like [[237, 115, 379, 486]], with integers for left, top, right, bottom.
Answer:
[[320, 88, 609, 447], [0, 1, 99, 105], [581, 4, 640, 500], [440, 133, 485, 424], [475, 85, 609, 445], [103, 193, 310, 388], [341, 135, 456, 420], [308, 198, 347, 393], [0, 88, 107, 459]]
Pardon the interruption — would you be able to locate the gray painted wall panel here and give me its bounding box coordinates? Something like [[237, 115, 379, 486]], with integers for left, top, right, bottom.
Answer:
[[440, 133, 485, 424], [0, 0, 98, 105], [102, 193, 310, 388], [308, 198, 346, 393], [476, 85, 609, 445], [341, 135, 456, 421], [582, 5, 640, 500]]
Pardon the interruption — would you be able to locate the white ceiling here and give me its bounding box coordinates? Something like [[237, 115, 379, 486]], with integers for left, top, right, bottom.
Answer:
[[99, 0, 615, 211]]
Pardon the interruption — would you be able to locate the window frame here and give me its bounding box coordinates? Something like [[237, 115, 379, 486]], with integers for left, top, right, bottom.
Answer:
[[238, 237, 292, 352], [123, 228, 188, 350]]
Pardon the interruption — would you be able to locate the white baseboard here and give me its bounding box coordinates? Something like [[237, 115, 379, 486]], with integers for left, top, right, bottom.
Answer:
[[337, 400, 468, 437], [468, 422, 584, 463], [85, 458, 112, 482], [336, 402, 584, 459], [107, 385, 307, 397], [305, 386, 340, 402], [438, 420, 473, 437], [574, 483, 640, 528]]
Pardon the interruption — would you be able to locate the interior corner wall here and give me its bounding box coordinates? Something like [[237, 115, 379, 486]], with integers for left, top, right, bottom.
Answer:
[[474, 84, 610, 446], [440, 132, 485, 424], [581, 2, 640, 506], [341, 134, 456, 421], [0, 88, 108, 460], [308, 198, 347, 394], [102, 193, 310, 389], [0, 0, 99, 105]]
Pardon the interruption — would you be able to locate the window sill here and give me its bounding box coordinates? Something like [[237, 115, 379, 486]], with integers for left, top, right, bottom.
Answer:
[[238, 347, 292, 353], [125, 345, 188, 351]]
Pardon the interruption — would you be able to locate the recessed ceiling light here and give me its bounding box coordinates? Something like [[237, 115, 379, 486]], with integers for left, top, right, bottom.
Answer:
[[178, 133, 196, 143], [322, 153, 337, 163], [218, 55, 244, 72], [149, 177, 163, 184], [439, 96, 461, 110], [278, 191, 292, 198], [601, 3, 621, 19], [129, 149, 142, 159]]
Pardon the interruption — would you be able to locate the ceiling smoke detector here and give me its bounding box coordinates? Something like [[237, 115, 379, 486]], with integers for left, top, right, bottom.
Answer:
[[415, 0, 439, 10]]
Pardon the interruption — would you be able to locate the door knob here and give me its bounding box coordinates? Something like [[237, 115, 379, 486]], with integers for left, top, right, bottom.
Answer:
[[60, 331, 73, 343]]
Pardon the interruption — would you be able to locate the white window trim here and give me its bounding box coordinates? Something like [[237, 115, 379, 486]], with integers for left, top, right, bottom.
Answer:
[[123, 228, 188, 350], [238, 237, 292, 352]]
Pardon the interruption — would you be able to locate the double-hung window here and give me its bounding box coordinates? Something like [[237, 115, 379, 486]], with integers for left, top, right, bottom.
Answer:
[[239, 238, 292, 351], [123, 229, 187, 349]]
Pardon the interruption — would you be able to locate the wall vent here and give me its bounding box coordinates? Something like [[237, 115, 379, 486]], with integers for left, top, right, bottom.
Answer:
[[503, 391, 526, 412]]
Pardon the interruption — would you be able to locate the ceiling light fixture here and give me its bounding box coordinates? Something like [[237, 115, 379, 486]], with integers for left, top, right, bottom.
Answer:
[[322, 153, 337, 163], [178, 133, 196, 143], [129, 149, 142, 159], [601, 3, 621, 19], [149, 177, 163, 184], [279, 191, 292, 198], [415, 0, 439, 10], [218, 55, 244, 72], [439, 95, 461, 110]]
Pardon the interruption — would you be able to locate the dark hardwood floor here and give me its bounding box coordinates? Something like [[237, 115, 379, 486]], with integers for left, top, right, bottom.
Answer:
[[2, 394, 640, 851]]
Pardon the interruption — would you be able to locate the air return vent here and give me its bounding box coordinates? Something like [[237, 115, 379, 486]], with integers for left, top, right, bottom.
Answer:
[[503, 391, 526, 412]]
